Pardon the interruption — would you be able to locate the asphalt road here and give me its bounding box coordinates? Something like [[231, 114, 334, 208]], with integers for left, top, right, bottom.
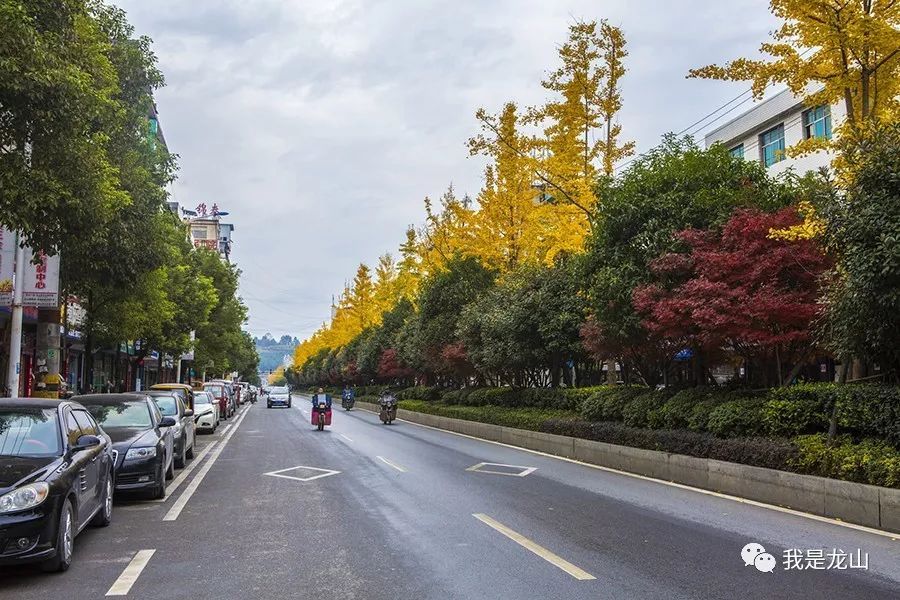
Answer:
[[2, 397, 899, 599]]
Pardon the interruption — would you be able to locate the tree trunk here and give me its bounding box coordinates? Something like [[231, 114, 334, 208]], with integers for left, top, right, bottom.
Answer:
[[827, 355, 851, 444]]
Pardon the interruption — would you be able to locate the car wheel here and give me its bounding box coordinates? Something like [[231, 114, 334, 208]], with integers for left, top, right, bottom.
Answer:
[[287, 401, 292, 408], [41, 498, 74, 572], [166, 454, 176, 480], [175, 437, 186, 469], [152, 464, 167, 499], [186, 436, 195, 460], [91, 472, 113, 527], [267, 403, 272, 409]]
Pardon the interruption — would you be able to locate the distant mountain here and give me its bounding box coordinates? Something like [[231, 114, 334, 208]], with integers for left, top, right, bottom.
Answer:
[[254, 334, 299, 372]]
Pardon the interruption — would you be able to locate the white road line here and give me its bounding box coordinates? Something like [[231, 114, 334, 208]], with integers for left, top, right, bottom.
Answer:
[[105, 549, 156, 596], [339, 433, 354, 442], [357, 406, 900, 540], [162, 408, 250, 521], [219, 424, 232, 435], [149, 441, 218, 503], [473, 514, 595, 581], [376, 455, 407, 473]]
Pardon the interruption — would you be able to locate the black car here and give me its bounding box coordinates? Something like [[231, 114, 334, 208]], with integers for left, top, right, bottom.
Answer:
[[139, 391, 195, 469], [0, 398, 115, 572], [73, 394, 175, 500]]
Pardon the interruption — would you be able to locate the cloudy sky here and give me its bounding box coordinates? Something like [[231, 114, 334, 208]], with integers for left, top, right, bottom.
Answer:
[[116, 0, 778, 340]]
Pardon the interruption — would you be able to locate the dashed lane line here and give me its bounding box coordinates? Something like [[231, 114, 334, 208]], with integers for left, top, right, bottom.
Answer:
[[473, 514, 596, 581], [376, 455, 407, 473], [105, 549, 156, 596]]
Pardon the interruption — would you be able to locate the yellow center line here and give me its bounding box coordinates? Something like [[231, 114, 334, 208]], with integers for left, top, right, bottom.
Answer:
[[106, 549, 156, 596], [473, 513, 596, 581]]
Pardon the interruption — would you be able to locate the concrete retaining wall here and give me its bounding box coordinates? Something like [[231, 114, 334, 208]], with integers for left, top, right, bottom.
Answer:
[[356, 401, 898, 533]]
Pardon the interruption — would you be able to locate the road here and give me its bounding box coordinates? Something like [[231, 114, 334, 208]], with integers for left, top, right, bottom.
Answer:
[[2, 397, 899, 599]]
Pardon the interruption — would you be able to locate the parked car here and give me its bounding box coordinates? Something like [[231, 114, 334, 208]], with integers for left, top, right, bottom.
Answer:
[[203, 382, 233, 419], [150, 383, 196, 412], [0, 398, 115, 572], [192, 391, 219, 433], [212, 380, 239, 412], [267, 386, 292, 409], [140, 391, 195, 468], [74, 394, 175, 500]]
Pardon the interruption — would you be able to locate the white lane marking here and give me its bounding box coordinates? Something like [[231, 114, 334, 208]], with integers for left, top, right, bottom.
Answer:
[[149, 441, 218, 503], [219, 424, 232, 435], [105, 549, 156, 596], [376, 455, 407, 473], [473, 514, 596, 581], [467, 462, 536, 477], [263, 465, 341, 482], [356, 407, 900, 540], [339, 433, 354, 443], [163, 408, 250, 521]]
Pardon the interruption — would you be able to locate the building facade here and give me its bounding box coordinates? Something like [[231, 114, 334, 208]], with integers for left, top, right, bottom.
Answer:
[[704, 88, 843, 175]]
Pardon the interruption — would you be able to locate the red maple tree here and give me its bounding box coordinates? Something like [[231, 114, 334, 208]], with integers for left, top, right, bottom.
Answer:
[[633, 208, 830, 384], [377, 349, 414, 382]]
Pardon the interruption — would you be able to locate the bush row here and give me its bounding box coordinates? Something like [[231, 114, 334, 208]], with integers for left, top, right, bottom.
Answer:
[[339, 382, 900, 444]]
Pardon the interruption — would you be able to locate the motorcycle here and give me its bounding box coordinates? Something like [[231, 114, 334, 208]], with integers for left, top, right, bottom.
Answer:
[[341, 392, 355, 411], [314, 400, 332, 431], [379, 395, 397, 425]]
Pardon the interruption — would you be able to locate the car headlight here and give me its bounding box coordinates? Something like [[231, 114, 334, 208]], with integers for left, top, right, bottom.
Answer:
[[0, 482, 50, 514], [124, 447, 157, 461]]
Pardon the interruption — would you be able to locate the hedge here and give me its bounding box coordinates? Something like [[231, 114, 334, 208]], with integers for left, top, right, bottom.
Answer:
[[397, 400, 579, 430], [541, 419, 797, 471], [792, 434, 900, 488], [580, 386, 648, 421]]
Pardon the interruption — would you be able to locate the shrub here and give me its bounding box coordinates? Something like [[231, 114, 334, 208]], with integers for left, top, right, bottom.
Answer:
[[398, 400, 578, 430], [580, 386, 648, 421], [541, 420, 797, 471], [761, 384, 832, 437], [792, 434, 900, 488], [396, 386, 442, 402], [442, 388, 474, 405], [648, 392, 702, 430], [706, 398, 766, 437], [622, 390, 671, 429]]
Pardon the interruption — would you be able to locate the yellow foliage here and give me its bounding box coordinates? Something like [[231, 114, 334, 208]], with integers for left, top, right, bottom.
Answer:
[[768, 200, 826, 240]]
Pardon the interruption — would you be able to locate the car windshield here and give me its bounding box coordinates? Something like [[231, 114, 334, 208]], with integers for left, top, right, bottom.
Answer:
[[194, 392, 212, 405], [205, 385, 223, 396], [0, 408, 61, 457], [86, 402, 153, 428], [270, 387, 288, 395], [152, 395, 178, 416]]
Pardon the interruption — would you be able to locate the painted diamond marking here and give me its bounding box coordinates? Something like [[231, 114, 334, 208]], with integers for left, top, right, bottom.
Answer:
[[466, 462, 536, 477], [263, 465, 341, 482]]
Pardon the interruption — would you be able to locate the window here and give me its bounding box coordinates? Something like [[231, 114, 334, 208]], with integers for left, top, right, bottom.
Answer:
[[0, 409, 62, 456], [759, 124, 785, 167], [191, 228, 208, 240], [729, 144, 744, 159], [803, 105, 832, 140], [64, 410, 82, 446], [72, 409, 98, 435]]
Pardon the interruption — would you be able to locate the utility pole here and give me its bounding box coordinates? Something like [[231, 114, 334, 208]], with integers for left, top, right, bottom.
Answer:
[[6, 238, 25, 396]]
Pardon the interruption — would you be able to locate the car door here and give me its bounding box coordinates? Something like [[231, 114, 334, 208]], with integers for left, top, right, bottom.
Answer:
[[63, 409, 96, 526], [177, 396, 195, 449], [71, 408, 104, 519], [151, 402, 173, 468]]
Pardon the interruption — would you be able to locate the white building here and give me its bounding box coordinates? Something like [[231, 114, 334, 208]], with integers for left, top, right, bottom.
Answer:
[[704, 88, 843, 175]]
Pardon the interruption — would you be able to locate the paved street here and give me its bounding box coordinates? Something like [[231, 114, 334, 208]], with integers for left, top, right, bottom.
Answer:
[[2, 398, 899, 600]]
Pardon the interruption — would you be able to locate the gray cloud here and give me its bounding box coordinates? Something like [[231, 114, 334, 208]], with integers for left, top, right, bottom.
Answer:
[[116, 0, 777, 338]]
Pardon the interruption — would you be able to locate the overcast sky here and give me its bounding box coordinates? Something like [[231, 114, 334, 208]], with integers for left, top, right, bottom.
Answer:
[[116, 0, 778, 340]]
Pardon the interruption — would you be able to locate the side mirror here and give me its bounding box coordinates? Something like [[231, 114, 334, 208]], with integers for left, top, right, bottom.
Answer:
[[73, 435, 101, 452], [159, 416, 177, 427], [184, 409, 194, 417]]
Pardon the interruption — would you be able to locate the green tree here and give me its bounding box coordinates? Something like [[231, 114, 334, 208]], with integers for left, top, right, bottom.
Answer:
[[819, 123, 900, 380]]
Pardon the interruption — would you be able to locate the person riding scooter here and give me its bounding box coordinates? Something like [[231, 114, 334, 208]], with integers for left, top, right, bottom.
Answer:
[[341, 385, 355, 411], [379, 391, 397, 424], [311, 387, 333, 430]]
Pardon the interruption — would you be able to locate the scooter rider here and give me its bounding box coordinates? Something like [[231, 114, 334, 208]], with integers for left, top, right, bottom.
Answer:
[[312, 387, 333, 409], [341, 385, 355, 409]]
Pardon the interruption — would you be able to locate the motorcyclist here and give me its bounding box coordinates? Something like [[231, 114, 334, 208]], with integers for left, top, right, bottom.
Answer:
[[342, 385, 355, 403], [312, 387, 333, 409]]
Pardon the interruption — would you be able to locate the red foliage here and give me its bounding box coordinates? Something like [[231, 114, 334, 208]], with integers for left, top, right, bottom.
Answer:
[[377, 349, 414, 381], [633, 208, 829, 355]]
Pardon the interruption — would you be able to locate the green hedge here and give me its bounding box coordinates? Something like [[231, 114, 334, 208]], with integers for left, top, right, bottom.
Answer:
[[580, 386, 648, 421], [792, 434, 900, 488], [397, 400, 579, 430]]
